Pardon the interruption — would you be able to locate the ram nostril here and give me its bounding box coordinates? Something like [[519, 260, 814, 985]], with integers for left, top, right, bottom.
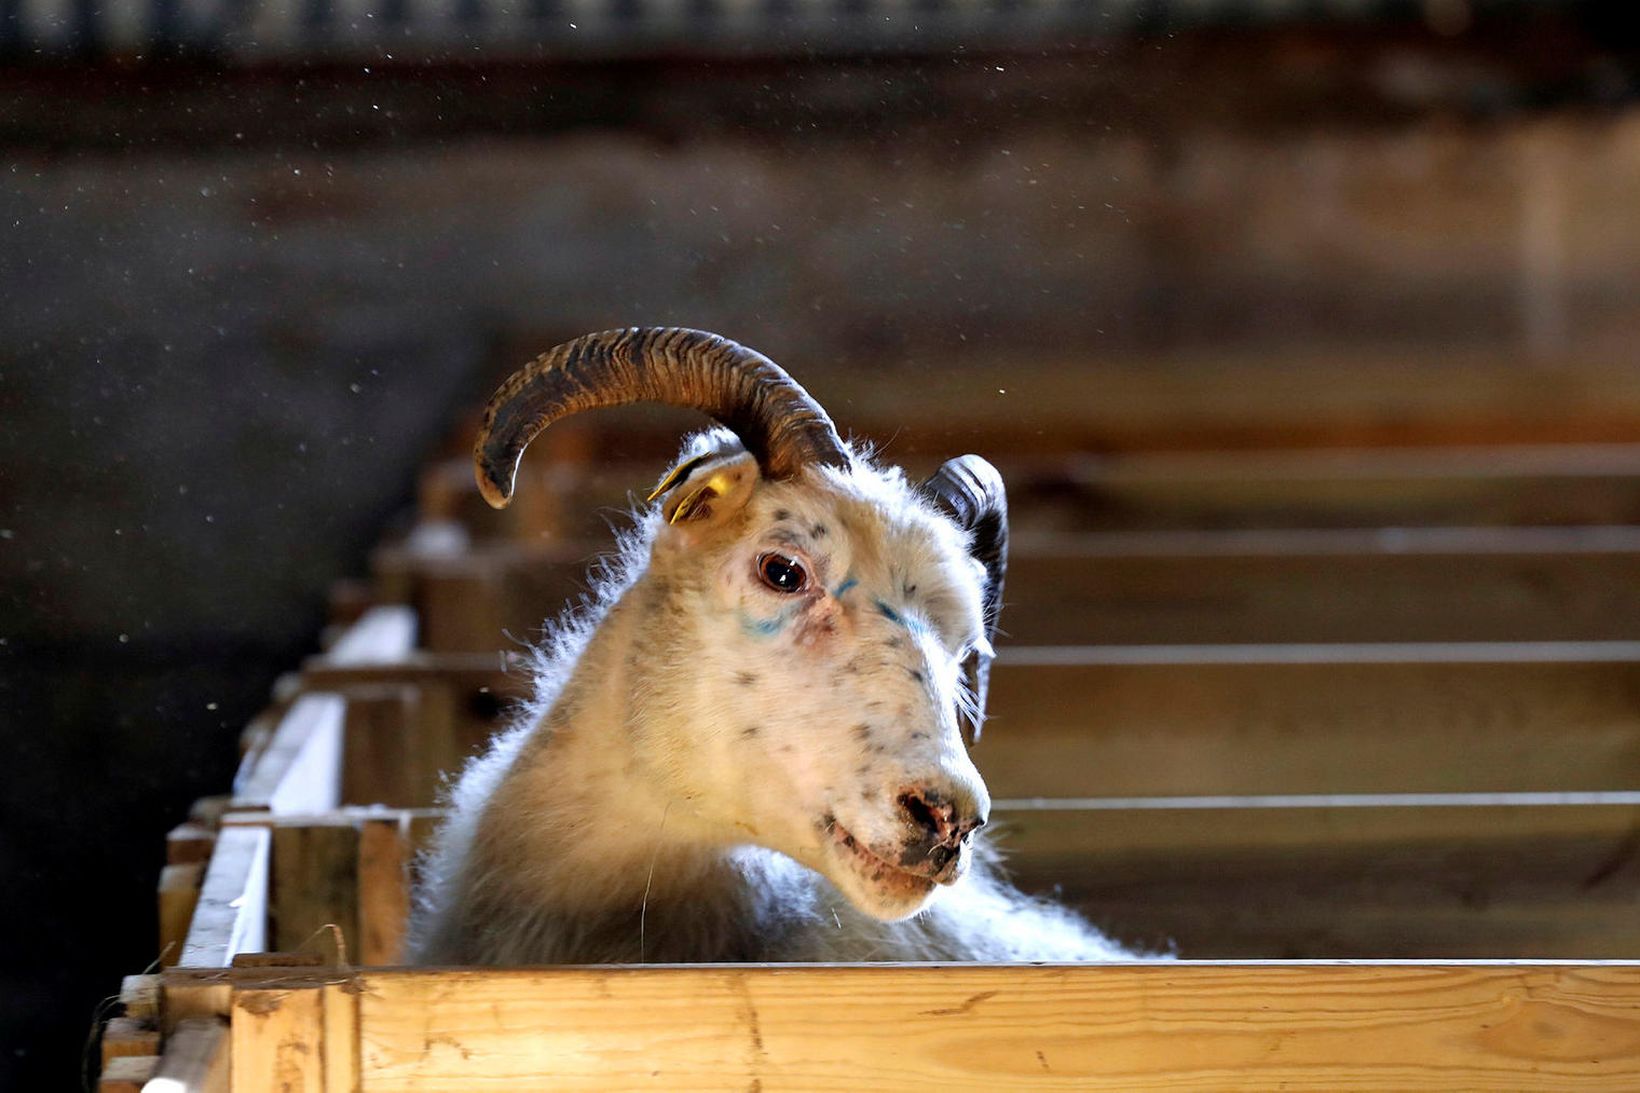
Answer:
[[897, 791, 939, 839]]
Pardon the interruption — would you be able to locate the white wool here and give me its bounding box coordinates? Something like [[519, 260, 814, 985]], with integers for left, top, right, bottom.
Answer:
[[407, 433, 1142, 965]]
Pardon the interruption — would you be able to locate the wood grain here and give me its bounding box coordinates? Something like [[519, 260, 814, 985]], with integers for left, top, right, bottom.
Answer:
[[232, 987, 325, 1093], [358, 814, 411, 965], [321, 605, 418, 666], [355, 963, 1640, 1091], [272, 820, 361, 956], [974, 646, 1640, 797], [235, 694, 346, 815], [158, 862, 205, 967], [305, 644, 1640, 802], [181, 826, 270, 968], [147, 1017, 229, 1093], [991, 797, 1640, 958], [425, 444, 1640, 542], [382, 526, 1640, 652]]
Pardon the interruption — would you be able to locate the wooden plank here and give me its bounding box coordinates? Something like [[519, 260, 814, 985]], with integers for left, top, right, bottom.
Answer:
[[181, 826, 270, 969], [307, 643, 1640, 799], [425, 444, 1640, 542], [217, 795, 1640, 959], [166, 822, 218, 866], [1003, 528, 1640, 645], [974, 644, 1640, 797], [383, 526, 1640, 651], [99, 1017, 160, 1067], [272, 820, 361, 956], [234, 694, 346, 814], [158, 862, 205, 967], [322, 981, 360, 1093], [1014, 444, 1640, 532], [320, 604, 418, 666], [356, 963, 1640, 1091], [147, 1017, 229, 1093], [992, 796, 1640, 959], [488, 341, 1640, 454], [97, 1055, 156, 1093], [340, 685, 424, 809], [232, 987, 325, 1093], [120, 974, 160, 1024], [357, 814, 411, 965]]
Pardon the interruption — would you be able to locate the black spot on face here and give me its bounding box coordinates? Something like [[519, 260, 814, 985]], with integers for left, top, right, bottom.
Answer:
[[735, 671, 759, 687], [741, 725, 760, 738], [773, 509, 791, 522], [904, 583, 917, 597], [910, 731, 928, 741], [856, 763, 872, 776], [908, 669, 925, 684], [885, 636, 903, 648], [811, 524, 827, 539], [852, 723, 872, 742]]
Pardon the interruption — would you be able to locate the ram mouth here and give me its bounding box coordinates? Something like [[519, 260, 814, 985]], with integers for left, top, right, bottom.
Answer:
[[827, 820, 938, 900]]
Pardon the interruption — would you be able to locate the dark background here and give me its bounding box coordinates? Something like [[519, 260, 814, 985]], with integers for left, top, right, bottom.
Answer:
[[4, 2, 1639, 1086]]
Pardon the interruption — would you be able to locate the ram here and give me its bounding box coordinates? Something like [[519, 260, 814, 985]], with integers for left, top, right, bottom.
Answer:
[[409, 327, 1132, 963]]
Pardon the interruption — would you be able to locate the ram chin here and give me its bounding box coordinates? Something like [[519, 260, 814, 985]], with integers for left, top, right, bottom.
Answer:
[[819, 821, 942, 921]]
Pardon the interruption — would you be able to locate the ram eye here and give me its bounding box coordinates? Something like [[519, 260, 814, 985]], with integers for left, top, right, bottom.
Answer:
[[757, 553, 808, 594]]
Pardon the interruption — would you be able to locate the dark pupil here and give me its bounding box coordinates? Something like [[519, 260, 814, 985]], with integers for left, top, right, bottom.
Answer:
[[764, 557, 803, 592]]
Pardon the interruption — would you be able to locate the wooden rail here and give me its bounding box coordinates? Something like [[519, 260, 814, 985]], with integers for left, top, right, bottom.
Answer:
[[420, 444, 1640, 542], [156, 962, 1640, 1091], [114, 431, 1640, 1087], [374, 525, 1640, 652], [297, 643, 1640, 799]]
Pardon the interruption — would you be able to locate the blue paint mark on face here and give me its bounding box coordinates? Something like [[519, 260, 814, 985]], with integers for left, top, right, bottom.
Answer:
[[739, 608, 792, 639], [832, 575, 859, 598], [876, 598, 929, 635]]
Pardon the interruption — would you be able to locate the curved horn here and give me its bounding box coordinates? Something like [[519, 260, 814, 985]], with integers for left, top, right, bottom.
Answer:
[[922, 455, 1008, 744], [474, 327, 849, 509]]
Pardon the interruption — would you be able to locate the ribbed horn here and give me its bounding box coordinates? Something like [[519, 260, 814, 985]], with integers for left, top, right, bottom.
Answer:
[[474, 327, 849, 509], [921, 455, 1008, 744]]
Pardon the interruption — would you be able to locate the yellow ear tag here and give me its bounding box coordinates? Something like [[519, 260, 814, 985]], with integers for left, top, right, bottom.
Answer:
[[647, 455, 712, 503], [666, 470, 738, 525]]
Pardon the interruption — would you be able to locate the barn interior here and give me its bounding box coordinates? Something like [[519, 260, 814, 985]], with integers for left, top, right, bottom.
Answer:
[[4, 1, 1640, 1087]]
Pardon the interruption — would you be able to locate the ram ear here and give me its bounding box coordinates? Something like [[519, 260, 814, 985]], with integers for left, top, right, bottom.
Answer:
[[649, 448, 761, 533]]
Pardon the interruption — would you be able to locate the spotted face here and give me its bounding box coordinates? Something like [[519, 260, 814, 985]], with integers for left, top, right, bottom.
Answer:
[[639, 456, 994, 921]]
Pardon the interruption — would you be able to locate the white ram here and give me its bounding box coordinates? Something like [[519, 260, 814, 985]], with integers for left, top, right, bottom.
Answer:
[[409, 327, 1133, 963]]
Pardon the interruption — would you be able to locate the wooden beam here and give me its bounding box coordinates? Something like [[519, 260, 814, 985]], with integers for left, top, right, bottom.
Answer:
[[306, 643, 1640, 800], [232, 987, 325, 1093], [1003, 528, 1640, 645], [166, 822, 217, 866], [271, 820, 361, 956], [158, 863, 205, 967], [318, 604, 418, 666], [215, 796, 1640, 959], [357, 814, 412, 965], [99, 1017, 160, 1068], [338, 686, 424, 810], [180, 826, 270, 969], [380, 526, 1640, 651], [146, 1017, 229, 1093], [991, 795, 1640, 958], [423, 444, 1640, 543], [489, 340, 1640, 453], [234, 694, 346, 815], [121, 974, 160, 1024], [355, 963, 1640, 1090], [96, 1055, 156, 1093], [974, 644, 1640, 797]]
